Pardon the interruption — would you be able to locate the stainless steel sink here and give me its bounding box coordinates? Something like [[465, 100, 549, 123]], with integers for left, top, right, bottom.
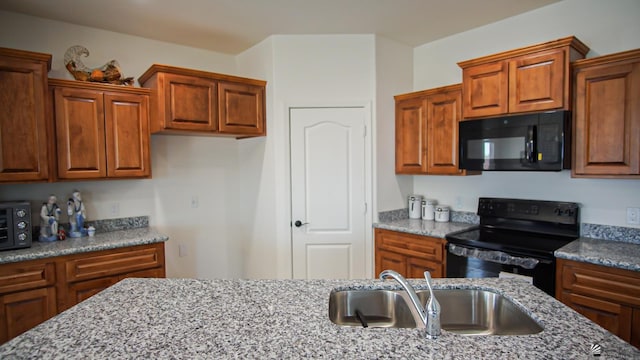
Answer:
[[328, 290, 417, 328], [328, 288, 543, 335]]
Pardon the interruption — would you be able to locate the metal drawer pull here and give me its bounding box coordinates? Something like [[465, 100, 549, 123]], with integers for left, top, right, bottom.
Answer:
[[448, 244, 540, 269]]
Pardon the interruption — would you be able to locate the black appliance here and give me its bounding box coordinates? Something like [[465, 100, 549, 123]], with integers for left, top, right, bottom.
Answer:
[[445, 197, 579, 296], [459, 110, 571, 171], [0, 201, 32, 251]]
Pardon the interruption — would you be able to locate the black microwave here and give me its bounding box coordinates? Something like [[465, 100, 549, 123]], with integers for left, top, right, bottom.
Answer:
[[0, 201, 32, 251], [459, 111, 571, 171]]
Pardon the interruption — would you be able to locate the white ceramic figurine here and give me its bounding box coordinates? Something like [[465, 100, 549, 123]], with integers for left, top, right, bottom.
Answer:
[[39, 195, 61, 242], [67, 190, 87, 238]]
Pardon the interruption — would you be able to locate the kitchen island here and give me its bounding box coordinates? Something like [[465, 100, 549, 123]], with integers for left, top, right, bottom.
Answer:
[[1, 277, 638, 359]]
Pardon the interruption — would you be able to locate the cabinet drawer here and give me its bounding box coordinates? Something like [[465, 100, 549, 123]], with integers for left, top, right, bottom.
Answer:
[[376, 229, 444, 261], [0, 261, 55, 294], [558, 259, 640, 307], [559, 290, 632, 342], [65, 245, 163, 283]]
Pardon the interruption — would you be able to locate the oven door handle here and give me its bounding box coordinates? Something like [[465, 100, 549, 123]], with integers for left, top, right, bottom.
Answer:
[[448, 243, 548, 269]]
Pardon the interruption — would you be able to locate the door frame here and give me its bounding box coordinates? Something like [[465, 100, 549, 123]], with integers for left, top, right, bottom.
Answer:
[[283, 101, 374, 279]]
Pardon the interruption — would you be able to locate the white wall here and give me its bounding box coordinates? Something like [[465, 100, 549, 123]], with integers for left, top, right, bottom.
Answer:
[[3, 0, 639, 282], [234, 38, 277, 279], [236, 35, 377, 278], [411, 0, 640, 227], [374, 36, 414, 214], [0, 10, 247, 278]]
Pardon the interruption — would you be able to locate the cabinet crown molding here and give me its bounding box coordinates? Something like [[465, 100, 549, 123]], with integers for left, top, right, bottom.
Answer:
[[48, 78, 151, 95], [0, 47, 52, 70], [394, 83, 461, 101], [573, 48, 640, 69], [138, 64, 266, 86], [457, 36, 589, 69]]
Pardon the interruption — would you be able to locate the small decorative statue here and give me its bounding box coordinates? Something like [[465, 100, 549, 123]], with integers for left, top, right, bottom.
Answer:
[[67, 190, 88, 238], [39, 195, 61, 242], [64, 45, 134, 85]]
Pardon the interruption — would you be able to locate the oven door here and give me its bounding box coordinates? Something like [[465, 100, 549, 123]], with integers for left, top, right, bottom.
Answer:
[[446, 243, 556, 296]]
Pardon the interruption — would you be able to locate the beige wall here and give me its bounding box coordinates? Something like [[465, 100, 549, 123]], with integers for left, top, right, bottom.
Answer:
[[1, 0, 638, 282], [0, 10, 243, 279], [411, 0, 640, 227]]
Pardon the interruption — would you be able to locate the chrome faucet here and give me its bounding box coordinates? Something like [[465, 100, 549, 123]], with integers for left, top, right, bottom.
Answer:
[[379, 269, 441, 339]]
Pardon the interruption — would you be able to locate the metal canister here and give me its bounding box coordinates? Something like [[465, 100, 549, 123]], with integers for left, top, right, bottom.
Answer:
[[408, 195, 423, 219], [434, 205, 450, 222], [421, 199, 438, 220]]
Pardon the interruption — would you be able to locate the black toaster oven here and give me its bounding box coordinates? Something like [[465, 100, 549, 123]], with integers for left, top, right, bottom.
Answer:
[[0, 201, 32, 251]]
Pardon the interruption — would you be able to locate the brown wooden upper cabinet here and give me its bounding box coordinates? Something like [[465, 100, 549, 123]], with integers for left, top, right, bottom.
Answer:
[[572, 49, 640, 178], [458, 36, 589, 119], [138, 65, 266, 138], [49, 79, 151, 180], [395, 84, 476, 175], [0, 48, 52, 183]]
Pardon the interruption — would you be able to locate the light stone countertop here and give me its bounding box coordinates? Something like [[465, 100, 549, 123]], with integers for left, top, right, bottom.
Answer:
[[376, 218, 640, 273], [555, 237, 640, 272], [0, 277, 637, 359], [0, 227, 169, 265], [374, 218, 476, 238]]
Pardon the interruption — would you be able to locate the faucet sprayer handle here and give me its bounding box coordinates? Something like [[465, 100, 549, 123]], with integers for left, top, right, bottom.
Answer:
[[423, 270, 441, 339], [424, 271, 432, 284]]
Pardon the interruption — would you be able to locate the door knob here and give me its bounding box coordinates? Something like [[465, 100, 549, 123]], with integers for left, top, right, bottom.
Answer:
[[294, 220, 309, 227]]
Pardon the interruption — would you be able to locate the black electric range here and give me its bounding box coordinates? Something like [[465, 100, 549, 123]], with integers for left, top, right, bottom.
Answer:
[[445, 197, 580, 296]]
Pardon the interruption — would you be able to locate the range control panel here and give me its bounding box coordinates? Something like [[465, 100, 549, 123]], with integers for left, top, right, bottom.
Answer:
[[477, 197, 579, 225]]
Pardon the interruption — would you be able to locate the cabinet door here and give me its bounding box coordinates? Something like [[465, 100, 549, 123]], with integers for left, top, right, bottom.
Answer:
[[218, 81, 265, 136], [573, 60, 640, 177], [65, 277, 119, 310], [395, 96, 427, 174], [426, 89, 463, 175], [161, 73, 217, 131], [0, 287, 56, 343], [632, 309, 640, 349], [559, 291, 632, 343], [462, 61, 508, 118], [508, 49, 566, 113], [104, 92, 150, 178], [120, 267, 165, 280], [54, 87, 107, 179], [0, 56, 50, 182], [407, 257, 444, 279], [375, 249, 406, 278]]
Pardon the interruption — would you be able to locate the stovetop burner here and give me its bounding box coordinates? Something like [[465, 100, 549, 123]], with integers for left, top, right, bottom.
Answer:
[[446, 197, 580, 259], [446, 227, 576, 259]]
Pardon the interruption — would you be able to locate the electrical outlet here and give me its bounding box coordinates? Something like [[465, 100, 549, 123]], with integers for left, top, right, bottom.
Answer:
[[110, 202, 120, 216], [178, 244, 188, 257], [455, 196, 463, 210], [627, 207, 640, 225], [191, 196, 199, 209]]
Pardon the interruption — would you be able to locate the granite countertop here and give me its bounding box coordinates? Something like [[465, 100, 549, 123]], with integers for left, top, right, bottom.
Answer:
[[0, 227, 169, 265], [374, 218, 476, 238], [1, 277, 637, 359], [555, 237, 640, 272]]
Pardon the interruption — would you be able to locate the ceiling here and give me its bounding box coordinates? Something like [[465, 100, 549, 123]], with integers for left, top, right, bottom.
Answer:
[[0, 0, 560, 55]]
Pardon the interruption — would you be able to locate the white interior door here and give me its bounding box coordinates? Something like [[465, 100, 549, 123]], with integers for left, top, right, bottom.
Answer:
[[290, 107, 367, 279]]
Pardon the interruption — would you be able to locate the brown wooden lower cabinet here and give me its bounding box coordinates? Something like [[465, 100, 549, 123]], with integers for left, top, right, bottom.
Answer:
[[374, 228, 446, 278], [67, 277, 120, 308], [0, 287, 57, 343], [0, 242, 165, 343], [556, 258, 640, 349]]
